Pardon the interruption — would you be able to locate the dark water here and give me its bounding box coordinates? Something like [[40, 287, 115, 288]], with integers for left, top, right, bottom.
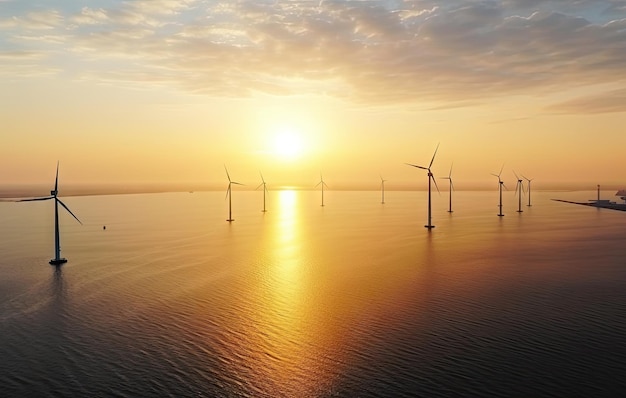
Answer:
[[1, 190, 625, 397]]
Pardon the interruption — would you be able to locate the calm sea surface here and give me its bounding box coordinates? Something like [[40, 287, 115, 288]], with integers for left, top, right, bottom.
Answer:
[[1, 190, 625, 397]]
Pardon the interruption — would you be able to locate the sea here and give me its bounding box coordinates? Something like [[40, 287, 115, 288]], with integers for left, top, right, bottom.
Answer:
[[1, 189, 625, 397]]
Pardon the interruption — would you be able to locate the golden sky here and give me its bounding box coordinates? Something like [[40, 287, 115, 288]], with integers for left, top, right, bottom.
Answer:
[[1, 1, 625, 190]]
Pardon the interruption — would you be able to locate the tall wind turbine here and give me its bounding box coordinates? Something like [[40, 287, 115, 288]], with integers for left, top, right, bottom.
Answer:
[[380, 175, 387, 204], [256, 172, 269, 212], [316, 173, 329, 206], [224, 165, 244, 222], [513, 171, 525, 213], [441, 163, 454, 213], [522, 175, 533, 207], [491, 165, 506, 217], [406, 143, 440, 229], [18, 162, 82, 265]]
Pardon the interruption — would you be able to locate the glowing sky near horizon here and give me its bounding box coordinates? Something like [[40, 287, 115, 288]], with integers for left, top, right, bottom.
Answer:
[[1, 0, 625, 189]]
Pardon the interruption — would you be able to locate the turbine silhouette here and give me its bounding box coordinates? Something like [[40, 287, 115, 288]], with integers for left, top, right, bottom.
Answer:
[[491, 165, 506, 217], [380, 175, 387, 204], [256, 172, 269, 212], [316, 173, 329, 206], [514, 171, 525, 213], [522, 175, 533, 207], [224, 165, 244, 222], [18, 162, 82, 265], [406, 143, 440, 229], [441, 163, 454, 213]]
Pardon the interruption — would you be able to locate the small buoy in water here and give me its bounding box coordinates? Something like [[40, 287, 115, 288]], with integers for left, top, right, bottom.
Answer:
[[103, 225, 106, 230]]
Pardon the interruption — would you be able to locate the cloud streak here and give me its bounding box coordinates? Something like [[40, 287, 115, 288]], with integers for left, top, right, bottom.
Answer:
[[1, 0, 625, 110]]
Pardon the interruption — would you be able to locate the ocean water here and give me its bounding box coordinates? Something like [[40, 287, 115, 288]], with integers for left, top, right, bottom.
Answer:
[[1, 190, 625, 397]]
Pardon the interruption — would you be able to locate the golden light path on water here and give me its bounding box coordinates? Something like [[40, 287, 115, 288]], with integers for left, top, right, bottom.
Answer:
[[227, 189, 338, 396]]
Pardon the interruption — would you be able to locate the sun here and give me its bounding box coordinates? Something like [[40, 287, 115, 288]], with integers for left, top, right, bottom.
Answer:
[[272, 129, 304, 160]]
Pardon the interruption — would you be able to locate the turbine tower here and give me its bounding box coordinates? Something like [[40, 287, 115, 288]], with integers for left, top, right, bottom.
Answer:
[[18, 162, 82, 265], [522, 175, 533, 207], [316, 173, 329, 206], [406, 143, 440, 229], [514, 171, 524, 213], [224, 165, 243, 222], [491, 165, 506, 217], [380, 175, 387, 204], [256, 172, 268, 212], [441, 163, 454, 213]]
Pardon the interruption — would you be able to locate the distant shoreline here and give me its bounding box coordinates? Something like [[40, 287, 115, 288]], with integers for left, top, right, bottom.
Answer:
[[0, 184, 619, 199]]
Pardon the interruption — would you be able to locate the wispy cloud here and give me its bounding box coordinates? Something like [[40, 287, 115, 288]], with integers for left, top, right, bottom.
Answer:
[[547, 88, 626, 113], [1, 0, 625, 109]]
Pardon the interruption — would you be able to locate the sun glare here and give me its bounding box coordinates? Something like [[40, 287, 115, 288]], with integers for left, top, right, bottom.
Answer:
[[273, 130, 304, 160]]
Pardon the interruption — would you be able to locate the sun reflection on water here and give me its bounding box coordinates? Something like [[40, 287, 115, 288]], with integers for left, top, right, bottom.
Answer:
[[236, 189, 336, 396]]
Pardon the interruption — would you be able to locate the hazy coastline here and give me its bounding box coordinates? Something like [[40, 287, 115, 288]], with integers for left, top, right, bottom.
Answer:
[[2, 182, 624, 200]]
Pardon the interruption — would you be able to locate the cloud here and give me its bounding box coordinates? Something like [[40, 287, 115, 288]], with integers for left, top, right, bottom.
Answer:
[[1, 0, 626, 109], [547, 88, 626, 113], [13, 10, 64, 30], [70, 7, 110, 26]]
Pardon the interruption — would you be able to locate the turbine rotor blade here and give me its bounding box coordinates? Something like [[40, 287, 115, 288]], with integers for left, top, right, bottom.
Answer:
[[259, 172, 265, 184], [499, 164, 504, 177], [429, 143, 440, 169], [406, 163, 428, 170], [224, 165, 232, 182], [231, 182, 244, 186], [225, 184, 231, 200], [54, 161, 59, 193], [17, 196, 54, 202], [448, 162, 453, 178], [431, 174, 440, 194], [256, 183, 264, 190], [57, 198, 82, 225]]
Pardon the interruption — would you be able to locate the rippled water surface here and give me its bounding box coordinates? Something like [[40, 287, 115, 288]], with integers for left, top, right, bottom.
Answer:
[[1, 190, 626, 397]]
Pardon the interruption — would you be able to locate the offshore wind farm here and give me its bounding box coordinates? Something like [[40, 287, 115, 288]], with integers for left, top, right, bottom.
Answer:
[[2, 185, 626, 397], [2, 0, 626, 397]]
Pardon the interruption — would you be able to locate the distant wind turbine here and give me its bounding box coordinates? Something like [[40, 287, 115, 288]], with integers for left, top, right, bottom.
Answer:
[[406, 143, 440, 229], [316, 173, 329, 206], [380, 175, 387, 204], [441, 163, 454, 213], [256, 172, 269, 212], [491, 165, 506, 217], [522, 175, 533, 207], [513, 171, 525, 213], [224, 165, 244, 222], [18, 162, 82, 265]]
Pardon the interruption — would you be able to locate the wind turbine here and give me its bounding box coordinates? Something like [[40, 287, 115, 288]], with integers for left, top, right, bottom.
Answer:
[[406, 143, 440, 229], [18, 162, 82, 265], [522, 175, 533, 207], [316, 173, 329, 206], [256, 172, 268, 212], [441, 163, 454, 213], [380, 175, 387, 204], [224, 165, 243, 222], [491, 165, 506, 217], [513, 171, 525, 213]]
